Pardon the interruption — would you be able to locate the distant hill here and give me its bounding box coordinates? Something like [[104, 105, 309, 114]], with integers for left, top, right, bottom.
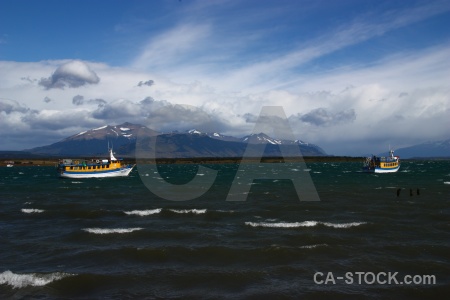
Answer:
[[25, 122, 326, 158], [379, 139, 450, 158], [0, 151, 46, 159]]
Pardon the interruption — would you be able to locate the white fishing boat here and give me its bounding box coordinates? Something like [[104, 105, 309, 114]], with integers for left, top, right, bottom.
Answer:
[[362, 149, 400, 173], [56, 149, 135, 178]]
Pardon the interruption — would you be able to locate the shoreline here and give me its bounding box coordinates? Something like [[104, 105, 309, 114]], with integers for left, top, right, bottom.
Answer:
[[3, 156, 448, 167], [3, 156, 364, 166]]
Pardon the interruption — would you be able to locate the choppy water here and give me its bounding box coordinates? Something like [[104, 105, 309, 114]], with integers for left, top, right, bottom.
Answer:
[[1, 160, 449, 299]]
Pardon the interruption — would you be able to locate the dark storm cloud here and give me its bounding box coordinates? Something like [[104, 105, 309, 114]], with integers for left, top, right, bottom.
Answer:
[[39, 60, 100, 89], [92, 97, 224, 133], [0, 99, 33, 114], [72, 95, 107, 107], [297, 108, 356, 126], [21, 76, 37, 83], [137, 80, 155, 87]]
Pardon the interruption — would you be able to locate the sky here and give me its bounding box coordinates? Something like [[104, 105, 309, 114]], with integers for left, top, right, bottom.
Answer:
[[0, 0, 449, 156]]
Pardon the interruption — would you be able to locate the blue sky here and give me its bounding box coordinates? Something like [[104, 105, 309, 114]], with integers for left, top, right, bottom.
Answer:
[[1, 0, 449, 155]]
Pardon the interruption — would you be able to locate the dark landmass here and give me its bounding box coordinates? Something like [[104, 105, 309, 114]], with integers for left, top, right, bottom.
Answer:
[[0, 151, 47, 159], [385, 139, 450, 158], [2, 156, 366, 167], [406, 156, 450, 160]]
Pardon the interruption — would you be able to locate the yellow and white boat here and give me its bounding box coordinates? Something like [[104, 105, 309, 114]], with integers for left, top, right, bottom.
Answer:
[[363, 149, 400, 173], [56, 149, 135, 178]]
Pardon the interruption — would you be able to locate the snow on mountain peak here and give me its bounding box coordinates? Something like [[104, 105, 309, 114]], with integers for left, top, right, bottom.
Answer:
[[188, 129, 202, 135], [93, 125, 107, 131]]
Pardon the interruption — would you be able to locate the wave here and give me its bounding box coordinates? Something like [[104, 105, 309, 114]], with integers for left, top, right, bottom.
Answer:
[[82, 227, 143, 234], [321, 222, 366, 228], [21, 208, 44, 214], [124, 209, 162, 216], [299, 243, 328, 249], [169, 209, 207, 214], [245, 221, 366, 229], [444, 182, 450, 185], [0, 270, 73, 289], [245, 221, 318, 228]]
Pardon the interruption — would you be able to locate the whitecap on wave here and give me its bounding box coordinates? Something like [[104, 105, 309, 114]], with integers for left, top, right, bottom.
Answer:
[[245, 221, 318, 228], [321, 222, 366, 228], [444, 182, 450, 185], [21, 208, 44, 214], [299, 243, 328, 249], [0, 270, 73, 289], [124, 209, 162, 216], [169, 209, 207, 214], [245, 221, 366, 229], [83, 227, 143, 234]]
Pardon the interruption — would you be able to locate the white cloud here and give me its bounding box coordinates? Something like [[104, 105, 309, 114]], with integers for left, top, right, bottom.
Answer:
[[131, 23, 211, 71], [0, 2, 449, 154], [1, 45, 449, 154], [39, 60, 100, 89]]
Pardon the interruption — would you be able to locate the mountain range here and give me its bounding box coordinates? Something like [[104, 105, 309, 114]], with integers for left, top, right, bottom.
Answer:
[[383, 140, 450, 159], [1, 122, 448, 159], [24, 122, 327, 158]]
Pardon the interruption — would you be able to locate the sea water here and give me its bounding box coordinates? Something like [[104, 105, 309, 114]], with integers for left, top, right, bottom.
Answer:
[[0, 160, 449, 298]]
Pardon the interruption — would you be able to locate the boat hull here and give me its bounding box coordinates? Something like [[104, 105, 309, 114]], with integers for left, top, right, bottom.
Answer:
[[362, 165, 400, 173], [58, 165, 135, 179]]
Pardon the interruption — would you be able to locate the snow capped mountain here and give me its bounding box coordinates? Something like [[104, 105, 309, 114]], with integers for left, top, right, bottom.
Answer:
[[28, 123, 157, 156], [187, 130, 315, 146], [240, 133, 315, 147], [27, 123, 327, 157], [187, 129, 203, 135], [240, 133, 281, 145], [68, 122, 153, 141], [186, 129, 241, 142]]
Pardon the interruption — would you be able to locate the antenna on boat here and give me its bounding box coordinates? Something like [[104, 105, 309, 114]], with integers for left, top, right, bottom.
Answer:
[[107, 140, 117, 161]]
